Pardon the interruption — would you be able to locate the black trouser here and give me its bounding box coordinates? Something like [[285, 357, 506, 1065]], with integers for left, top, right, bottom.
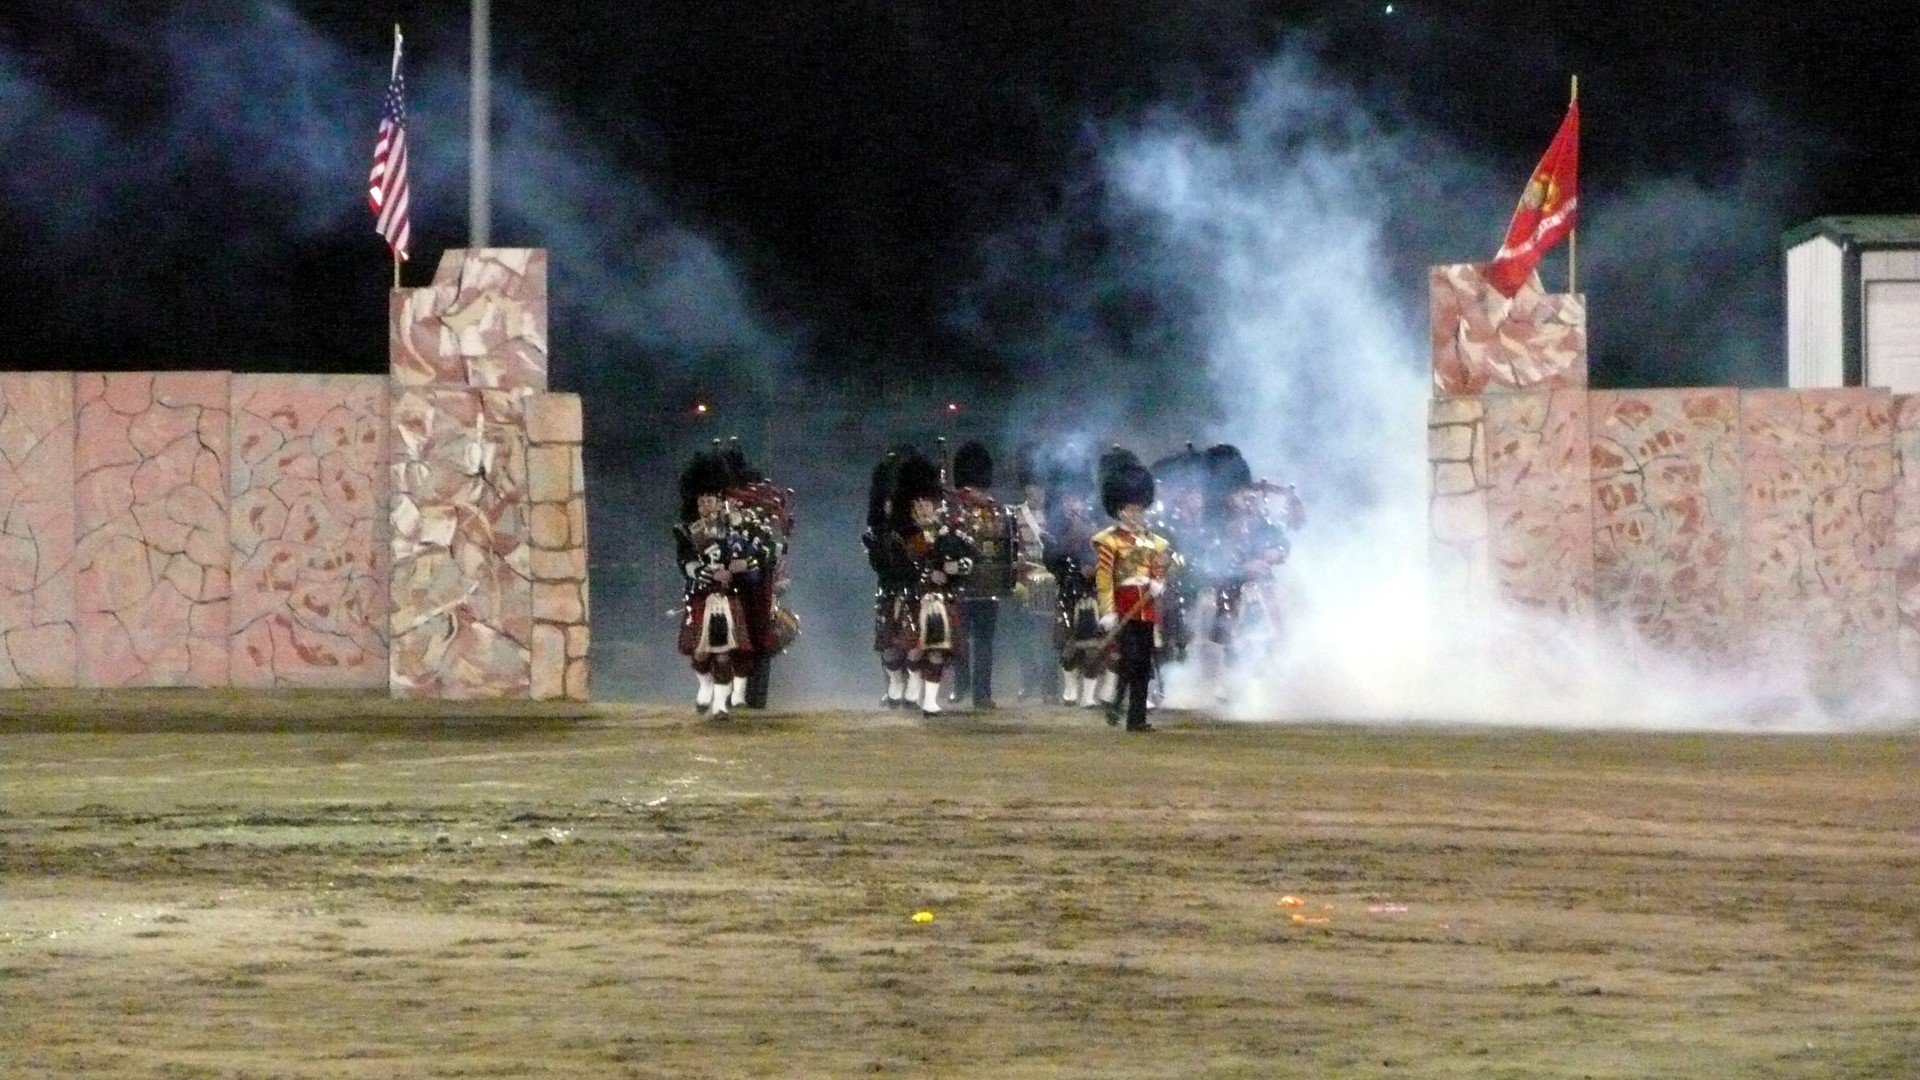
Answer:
[[1116, 620, 1155, 728], [951, 597, 1000, 705]]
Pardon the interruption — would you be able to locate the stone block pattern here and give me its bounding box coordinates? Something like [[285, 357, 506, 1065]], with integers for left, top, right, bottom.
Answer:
[[390, 386, 532, 698], [391, 249, 548, 392], [0, 372, 77, 687], [527, 393, 589, 701], [1885, 395, 1920, 678], [74, 372, 231, 687], [1431, 263, 1586, 397], [1483, 389, 1594, 618], [1740, 389, 1894, 682], [1589, 389, 1746, 659], [229, 375, 389, 688], [1428, 397, 1491, 598]]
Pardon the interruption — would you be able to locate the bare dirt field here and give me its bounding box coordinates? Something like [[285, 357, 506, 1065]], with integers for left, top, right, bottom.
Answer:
[[2, 691, 1917, 1079]]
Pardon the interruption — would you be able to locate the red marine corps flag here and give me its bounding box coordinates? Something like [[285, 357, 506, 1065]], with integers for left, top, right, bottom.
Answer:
[[1486, 92, 1579, 297]]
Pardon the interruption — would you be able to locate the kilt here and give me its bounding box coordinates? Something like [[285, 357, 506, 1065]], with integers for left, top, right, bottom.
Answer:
[[678, 591, 752, 658]]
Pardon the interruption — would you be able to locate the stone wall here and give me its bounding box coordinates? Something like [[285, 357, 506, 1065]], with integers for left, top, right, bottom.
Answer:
[[0, 249, 591, 699], [1429, 262, 1916, 686]]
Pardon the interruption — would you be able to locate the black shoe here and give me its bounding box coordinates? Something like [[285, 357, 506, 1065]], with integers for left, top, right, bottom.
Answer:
[[974, 699, 997, 711], [1105, 704, 1122, 727], [1125, 720, 1155, 732]]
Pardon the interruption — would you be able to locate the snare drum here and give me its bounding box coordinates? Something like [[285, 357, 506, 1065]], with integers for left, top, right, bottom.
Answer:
[[1023, 570, 1058, 616]]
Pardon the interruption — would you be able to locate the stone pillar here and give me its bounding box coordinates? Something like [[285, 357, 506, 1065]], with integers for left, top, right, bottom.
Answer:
[[387, 249, 550, 698], [528, 392, 589, 701]]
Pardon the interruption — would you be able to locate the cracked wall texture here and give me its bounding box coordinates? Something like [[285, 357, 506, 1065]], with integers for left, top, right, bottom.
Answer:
[[389, 386, 532, 698], [1740, 389, 1894, 682], [1589, 389, 1746, 660], [0, 372, 77, 687], [1483, 389, 1594, 619], [391, 248, 548, 392], [74, 372, 231, 687], [229, 375, 389, 688], [527, 392, 589, 701], [1431, 263, 1586, 397], [1890, 395, 1920, 679]]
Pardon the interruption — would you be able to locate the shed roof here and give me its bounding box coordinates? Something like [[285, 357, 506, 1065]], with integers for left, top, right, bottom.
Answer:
[[1782, 215, 1920, 251]]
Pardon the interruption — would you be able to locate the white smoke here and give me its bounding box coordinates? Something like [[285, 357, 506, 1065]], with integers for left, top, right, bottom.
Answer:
[[1096, 50, 1908, 731]]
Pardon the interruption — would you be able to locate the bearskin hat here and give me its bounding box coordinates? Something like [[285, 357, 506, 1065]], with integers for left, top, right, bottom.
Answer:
[[1203, 443, 1252, 508], [1151, 443, 1207, 499], [866, 451, 901, 532], [890, 452, 944, 530], [1101, 451, 1156, 519], [721, 438, 764, 486], [953, 440, 994, 490], [678, 450, 732, 522]]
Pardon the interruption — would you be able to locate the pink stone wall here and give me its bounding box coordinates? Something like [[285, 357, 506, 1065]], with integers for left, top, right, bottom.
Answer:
[[389, 386, 533, 698], [1890, 395, 1920, 678], [0, 373, 77, 687], [391, 249, 548, 392], [527, 392, 589, 701], [1740, 389, 1895, 681], [1483, 389, 1594, 617], [229, 375, 390, 688], [1431, 263, 1586, 397], [1428, 397, 1491, 597], [74, 372, 231, 687], [1589, 389, 1746, 658]]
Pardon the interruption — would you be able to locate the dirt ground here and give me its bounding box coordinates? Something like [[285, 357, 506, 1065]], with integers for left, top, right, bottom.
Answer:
[[2, 691, 1916, 1079]]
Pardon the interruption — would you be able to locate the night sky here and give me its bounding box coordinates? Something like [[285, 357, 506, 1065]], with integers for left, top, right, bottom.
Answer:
[[3, 1, 1919, 414]]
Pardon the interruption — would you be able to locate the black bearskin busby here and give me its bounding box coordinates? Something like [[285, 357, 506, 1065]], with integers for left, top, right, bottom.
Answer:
[[1151, 443, 1207, 500], [721, 438, 763, 486], [1101, 450, 1156, 519], [952, 440, 994, 490], [867, 451, 902, 533], [890, 452, 944, 531], [1203, 443, 1252, 513], [678, 451, 732, 523]]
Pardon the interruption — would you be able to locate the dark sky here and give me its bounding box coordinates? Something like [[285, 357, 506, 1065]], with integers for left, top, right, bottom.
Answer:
[[3, 1, 1918, 402]]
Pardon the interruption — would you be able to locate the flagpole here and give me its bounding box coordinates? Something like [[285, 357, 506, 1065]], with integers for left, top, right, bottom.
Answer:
[[1568, 74, 1579, 295]]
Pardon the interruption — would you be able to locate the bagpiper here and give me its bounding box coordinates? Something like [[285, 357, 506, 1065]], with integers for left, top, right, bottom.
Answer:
[[722, 439, 797, 710], [1092, 449, 1172, 731], [1044, 454, 1106, 708], [890, 452, 979, 715], [1147, 444, 1208, 703], [864, 450, 915, 707], [674, 450, 776, 718], [946, 440, 1016, 710], [1196, 443, 1303, 705]]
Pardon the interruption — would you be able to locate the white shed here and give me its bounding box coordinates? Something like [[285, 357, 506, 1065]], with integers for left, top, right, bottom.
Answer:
[[1784, 216, 1920, 390]]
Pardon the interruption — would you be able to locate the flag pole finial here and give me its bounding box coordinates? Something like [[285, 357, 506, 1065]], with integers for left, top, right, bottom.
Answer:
[[1570, 74, 1578, 103]]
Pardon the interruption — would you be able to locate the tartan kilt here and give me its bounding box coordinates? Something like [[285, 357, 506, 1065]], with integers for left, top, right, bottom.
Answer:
[[873, 593, 915, 653], [678, 591, 753, 658]]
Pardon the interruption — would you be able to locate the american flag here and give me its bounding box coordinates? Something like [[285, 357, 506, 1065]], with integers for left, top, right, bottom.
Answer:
[[368, 29, 411, 261]]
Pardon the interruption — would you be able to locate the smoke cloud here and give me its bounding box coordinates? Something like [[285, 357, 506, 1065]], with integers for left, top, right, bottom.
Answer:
[[1042, 45, 1901, 731]]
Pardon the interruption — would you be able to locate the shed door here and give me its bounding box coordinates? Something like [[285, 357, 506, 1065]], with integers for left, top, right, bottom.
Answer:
[[1866, 280, 1920, 392]]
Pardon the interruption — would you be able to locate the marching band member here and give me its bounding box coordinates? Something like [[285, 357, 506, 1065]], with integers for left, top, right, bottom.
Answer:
[[674, 451, 776, 718], [1044, 458, 1106, 708], [1092, 450, 1172, 732], [946, 441, 1016, 710], [892, 452, 979, 715], [722, 439, 796, 710], [1006, 445, 1056, 702], [1147, 445, 1207, 706], [864, 451, 915, 707], [1197, 444, 1301, 705]]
